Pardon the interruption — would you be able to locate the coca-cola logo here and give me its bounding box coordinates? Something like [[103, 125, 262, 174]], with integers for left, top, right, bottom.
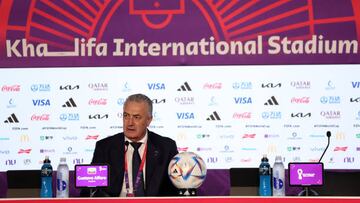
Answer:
[[2, 85, 20, 92], [291, 97, 310, 104], [88, 98, 107, 105], [233, 112, 251, 119], [31, 114, 50, 121], [203, 83, 222, 89]]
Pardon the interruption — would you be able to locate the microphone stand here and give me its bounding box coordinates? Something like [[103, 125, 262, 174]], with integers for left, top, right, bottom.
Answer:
[[298, 131, 331, 196]]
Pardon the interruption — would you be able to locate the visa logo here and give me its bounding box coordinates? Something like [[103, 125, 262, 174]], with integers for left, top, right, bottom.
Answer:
[[176, 112, 195, 119], [147, 83, 165, 90], [32, 99, 50, 106], [234, 97, 252, 104], [351, 82, 360, 88]]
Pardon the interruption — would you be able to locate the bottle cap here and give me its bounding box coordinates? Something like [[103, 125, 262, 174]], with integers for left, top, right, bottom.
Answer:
[[44, 155, 51, 163], [261, 154, 268, 162], [275, 155, 282, 162]]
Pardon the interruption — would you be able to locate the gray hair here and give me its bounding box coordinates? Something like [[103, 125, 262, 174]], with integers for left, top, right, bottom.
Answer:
[[124, 93, 153, 116]]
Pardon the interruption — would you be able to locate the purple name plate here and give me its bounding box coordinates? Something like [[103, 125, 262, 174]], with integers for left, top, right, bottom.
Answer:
[[288, 163, 324, 186], [75, 165, 109, 188]]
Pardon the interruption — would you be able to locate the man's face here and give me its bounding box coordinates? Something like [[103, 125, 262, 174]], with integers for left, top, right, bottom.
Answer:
[[123, 101, 152, 142]]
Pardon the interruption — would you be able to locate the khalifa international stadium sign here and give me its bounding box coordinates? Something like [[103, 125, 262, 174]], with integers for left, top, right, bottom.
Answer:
[[0, 0, 360, 67]]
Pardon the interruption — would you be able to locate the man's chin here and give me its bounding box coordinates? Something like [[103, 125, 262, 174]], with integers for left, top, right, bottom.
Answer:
[[125, 132, 139, 139]]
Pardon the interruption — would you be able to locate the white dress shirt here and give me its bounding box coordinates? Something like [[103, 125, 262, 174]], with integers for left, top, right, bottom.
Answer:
[[120, 133, 148, 197]]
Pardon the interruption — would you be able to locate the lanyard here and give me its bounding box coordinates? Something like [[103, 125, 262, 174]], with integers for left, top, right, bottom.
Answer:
[[124, 143, 147, 196]]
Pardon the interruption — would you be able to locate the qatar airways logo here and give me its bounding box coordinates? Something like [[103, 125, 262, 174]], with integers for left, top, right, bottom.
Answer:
[[88, 83, 108, 91], [2, 85, 20, 92], [88, 98, 107, 105], [233, 112, 251, 119], [320, 110, 341, 119], [203, 83, 222, 90], [290, 81, 311, 89], [291, 97, 310, 104], [31, 114, 50, 121]]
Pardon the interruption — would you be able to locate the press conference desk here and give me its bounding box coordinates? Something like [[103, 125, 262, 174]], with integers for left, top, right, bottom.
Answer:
[[0, 197, 360, 203]]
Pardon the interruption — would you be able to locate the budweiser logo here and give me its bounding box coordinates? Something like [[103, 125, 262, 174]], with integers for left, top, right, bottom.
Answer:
[[2, 85, 20, 92], [88, 98, 107, 105], [86, 135, 99, 140], [334, 146, 348, 151], [233, 112, 251, 119], [31, 114, 50, 121], [18, 149, 32, 154], [291, 97, 310, 104], [177, 147, 188, 152], [242, 134, 256, 138]]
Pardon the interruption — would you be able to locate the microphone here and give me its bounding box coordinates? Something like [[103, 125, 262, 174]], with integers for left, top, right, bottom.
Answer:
[[318, 131, 331, 163]]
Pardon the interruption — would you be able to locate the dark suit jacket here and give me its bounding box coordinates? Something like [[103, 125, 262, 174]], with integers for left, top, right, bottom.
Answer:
[[88, 130, 179, 197]]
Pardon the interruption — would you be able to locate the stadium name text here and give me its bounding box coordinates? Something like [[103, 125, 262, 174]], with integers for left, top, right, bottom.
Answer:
[[6, 35, 358, 58]]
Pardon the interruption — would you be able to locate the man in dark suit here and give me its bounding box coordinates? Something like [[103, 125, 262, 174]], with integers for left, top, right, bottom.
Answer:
[[88, 93, 178, 197]]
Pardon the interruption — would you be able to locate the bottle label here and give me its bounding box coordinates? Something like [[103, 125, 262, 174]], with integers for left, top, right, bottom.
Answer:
[[57, 179, 67, 191], [41, 167, 53, 176], [259, 175, 271, 196], [273, 177, 284, 189]]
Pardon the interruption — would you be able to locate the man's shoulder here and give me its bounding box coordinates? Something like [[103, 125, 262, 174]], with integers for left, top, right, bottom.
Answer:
[[148, 131, 176, 145], [96, 132, 123, 145]]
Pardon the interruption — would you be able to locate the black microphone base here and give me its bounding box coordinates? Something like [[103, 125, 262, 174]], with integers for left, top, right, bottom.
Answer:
[[298, 187, 319, 196]]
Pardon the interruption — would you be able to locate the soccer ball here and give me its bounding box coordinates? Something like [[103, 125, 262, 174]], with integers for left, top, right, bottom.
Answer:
[[168, 152, 207, 189]]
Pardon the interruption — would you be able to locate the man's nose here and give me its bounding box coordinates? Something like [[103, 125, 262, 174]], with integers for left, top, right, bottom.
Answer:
[[127, 116, 135, 124]]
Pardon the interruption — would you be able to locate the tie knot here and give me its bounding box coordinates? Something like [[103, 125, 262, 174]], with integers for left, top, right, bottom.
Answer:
[[131, 142, 142, 150]]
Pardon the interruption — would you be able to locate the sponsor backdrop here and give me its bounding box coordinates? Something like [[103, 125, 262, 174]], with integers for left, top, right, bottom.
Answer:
[[1, 65, 359, 171], [0, 0, 360, 172]]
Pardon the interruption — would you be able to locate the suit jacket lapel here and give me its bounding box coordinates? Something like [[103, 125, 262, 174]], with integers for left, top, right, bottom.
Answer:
[[145, 132, 160, 192], [109, 134, 125, 195]]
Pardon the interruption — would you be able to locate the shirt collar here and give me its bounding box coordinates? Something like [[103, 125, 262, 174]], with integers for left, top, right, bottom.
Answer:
[[125, 130, 148, 144]]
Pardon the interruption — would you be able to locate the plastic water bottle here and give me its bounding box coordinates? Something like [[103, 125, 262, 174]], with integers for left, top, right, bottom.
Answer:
[[259, 154, 272, 196], [56, 157, 69, 198], [40, 156, 53, 198], [272, 155, 285, 196]]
